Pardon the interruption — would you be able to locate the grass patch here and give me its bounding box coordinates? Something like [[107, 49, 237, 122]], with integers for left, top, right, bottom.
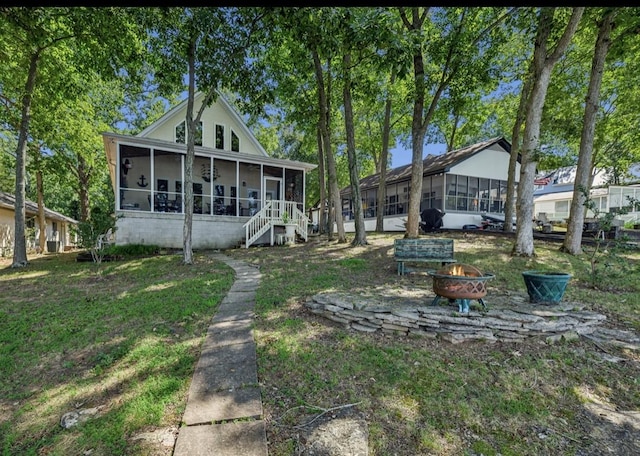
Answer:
[[0, 251, 233, 455], [228, 232, 640, 456], [2, 232, 639, 455]]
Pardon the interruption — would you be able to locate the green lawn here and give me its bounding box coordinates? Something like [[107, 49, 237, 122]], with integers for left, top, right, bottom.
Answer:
[[1, 232, 638, 455], [0, 252, 234, 456], [226, 232, 640, 455]]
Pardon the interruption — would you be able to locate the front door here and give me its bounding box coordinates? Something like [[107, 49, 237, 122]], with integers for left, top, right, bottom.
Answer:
[[264, 177, 282, 216]]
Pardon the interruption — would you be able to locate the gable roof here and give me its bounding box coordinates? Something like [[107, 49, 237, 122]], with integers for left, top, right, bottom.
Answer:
[[0, 191, 78, 224], [136, 91, 269, 157], [345, 137, 513, 193]]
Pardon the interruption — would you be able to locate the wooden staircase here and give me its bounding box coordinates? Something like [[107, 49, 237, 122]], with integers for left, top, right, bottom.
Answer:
[[242, 200, 308, 248]]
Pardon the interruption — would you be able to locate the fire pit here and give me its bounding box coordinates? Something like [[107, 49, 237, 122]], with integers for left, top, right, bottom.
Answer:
[[428, 263, 495, 313]]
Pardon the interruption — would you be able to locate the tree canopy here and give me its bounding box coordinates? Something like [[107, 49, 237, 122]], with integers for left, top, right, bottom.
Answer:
[[2, 6, 639, 263]]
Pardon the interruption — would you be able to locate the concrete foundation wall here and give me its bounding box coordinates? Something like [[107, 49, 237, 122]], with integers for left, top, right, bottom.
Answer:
[[115, 211, 247, 249]]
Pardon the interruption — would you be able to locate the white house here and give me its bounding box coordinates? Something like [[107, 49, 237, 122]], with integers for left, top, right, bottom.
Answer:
[[103, 91, 317, 249], [533, 164, 640, 225], [339, 137, 520, 231], [0, 191, 78, 256]]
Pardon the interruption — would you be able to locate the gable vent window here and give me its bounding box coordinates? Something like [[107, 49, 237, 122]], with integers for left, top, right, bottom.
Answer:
[[231, 130, 240, 152], [215, 124, 225, 150]]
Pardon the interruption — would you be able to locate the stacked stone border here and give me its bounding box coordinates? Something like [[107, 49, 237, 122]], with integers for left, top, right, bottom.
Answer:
[[305, 292, 640, 347]]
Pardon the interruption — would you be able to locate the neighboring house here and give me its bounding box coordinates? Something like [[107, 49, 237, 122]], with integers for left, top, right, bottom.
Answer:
[[0, 191, 78, 256], [533, 164, 640, 224], [102, 91, 317, 249], [339, 137, 520, 231]]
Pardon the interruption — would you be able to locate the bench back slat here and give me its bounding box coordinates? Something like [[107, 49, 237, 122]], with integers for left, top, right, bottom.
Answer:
[[394, 238, 454, 259]]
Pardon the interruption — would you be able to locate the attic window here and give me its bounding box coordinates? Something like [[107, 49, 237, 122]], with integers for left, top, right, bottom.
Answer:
[[215, 124, 225, 150], [175, 121, 202, 146], [194, 121, 203, 146], [231, 129, 239, 152], [175, 122, 186, 144]]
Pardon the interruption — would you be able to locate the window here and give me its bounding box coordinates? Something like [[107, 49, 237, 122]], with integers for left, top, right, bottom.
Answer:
[[555, 200, 569, 218], [175, 121, 186, 144], [195, 121, 203, 146], [231, 129, 240, 152], [175, 121, 202, 146], [215, 124, 225, 150]]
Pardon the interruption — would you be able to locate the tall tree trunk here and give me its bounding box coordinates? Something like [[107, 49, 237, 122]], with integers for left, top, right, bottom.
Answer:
[[343, 52, 367, 246], [513, 7, 584, 256], [406, 45, 427, 239], [36, 170, 46, 253], [401, 7, 447, 238], [313, 51, 345, 243], [77, 154, 91, 222], [316, 128, 327, 234], [12, 50, 40, 268], [562, 11, 615, 255], [504, 67, 533, 233], [375, 73, 394, 233], [183, 37, 196, 264]]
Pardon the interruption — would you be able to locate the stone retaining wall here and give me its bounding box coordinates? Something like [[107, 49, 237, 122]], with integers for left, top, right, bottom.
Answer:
[[305, 292, 639, 346]]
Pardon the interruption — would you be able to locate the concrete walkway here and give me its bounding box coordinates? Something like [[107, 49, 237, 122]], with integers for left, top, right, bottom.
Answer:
[[173, 254, 268, 456]]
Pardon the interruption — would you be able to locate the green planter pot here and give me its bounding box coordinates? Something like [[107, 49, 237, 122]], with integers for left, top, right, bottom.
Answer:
[[522, 271, 572, 304]]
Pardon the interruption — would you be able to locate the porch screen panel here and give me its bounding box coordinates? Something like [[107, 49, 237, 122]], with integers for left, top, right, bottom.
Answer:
[[284, 169, 304, 212], [239, 162, 261, 216], [399, 184, 409, 215], [119, 145, 151, 212], [490, 179, 501, 213], [342, 197, 353, 220], [479, 178, 490, 212], [456, 176, 468, 211], [468, 177, 479, 211], [153, 149, 183, 213], [386, 183, 398, 215], [432, 175, 444, 211], [498, 180, 507, 213], [609, 187, 624, 210], [214, 158, 237, 216], [420, 176, 432, 211], [445, 175, 457, 211], [622, 188, 638, 211], [364, 188, 377, 218], [194, 156, 212, 214]]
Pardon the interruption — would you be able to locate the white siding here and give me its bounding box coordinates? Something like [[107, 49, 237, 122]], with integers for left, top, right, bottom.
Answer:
[[140, 96, 263, 156], [449, 146, 518, 180]]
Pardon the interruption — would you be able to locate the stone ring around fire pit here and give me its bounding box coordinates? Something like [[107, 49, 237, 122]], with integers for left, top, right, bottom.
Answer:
[[428, 263, 495, 313]]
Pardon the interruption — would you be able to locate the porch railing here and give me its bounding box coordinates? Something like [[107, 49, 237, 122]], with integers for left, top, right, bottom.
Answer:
[[243, 200, 308, 248]]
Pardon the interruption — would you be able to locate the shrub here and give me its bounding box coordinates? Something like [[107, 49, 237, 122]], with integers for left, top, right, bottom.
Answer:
[[105, 244, 160, 256]]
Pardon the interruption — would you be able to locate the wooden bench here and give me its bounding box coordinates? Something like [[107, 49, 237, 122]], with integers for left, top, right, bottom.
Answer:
[[394, 238, 455, 275]]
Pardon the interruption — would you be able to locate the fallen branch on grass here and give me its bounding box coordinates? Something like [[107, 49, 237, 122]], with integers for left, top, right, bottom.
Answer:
[[273, 402, 362, 429]]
